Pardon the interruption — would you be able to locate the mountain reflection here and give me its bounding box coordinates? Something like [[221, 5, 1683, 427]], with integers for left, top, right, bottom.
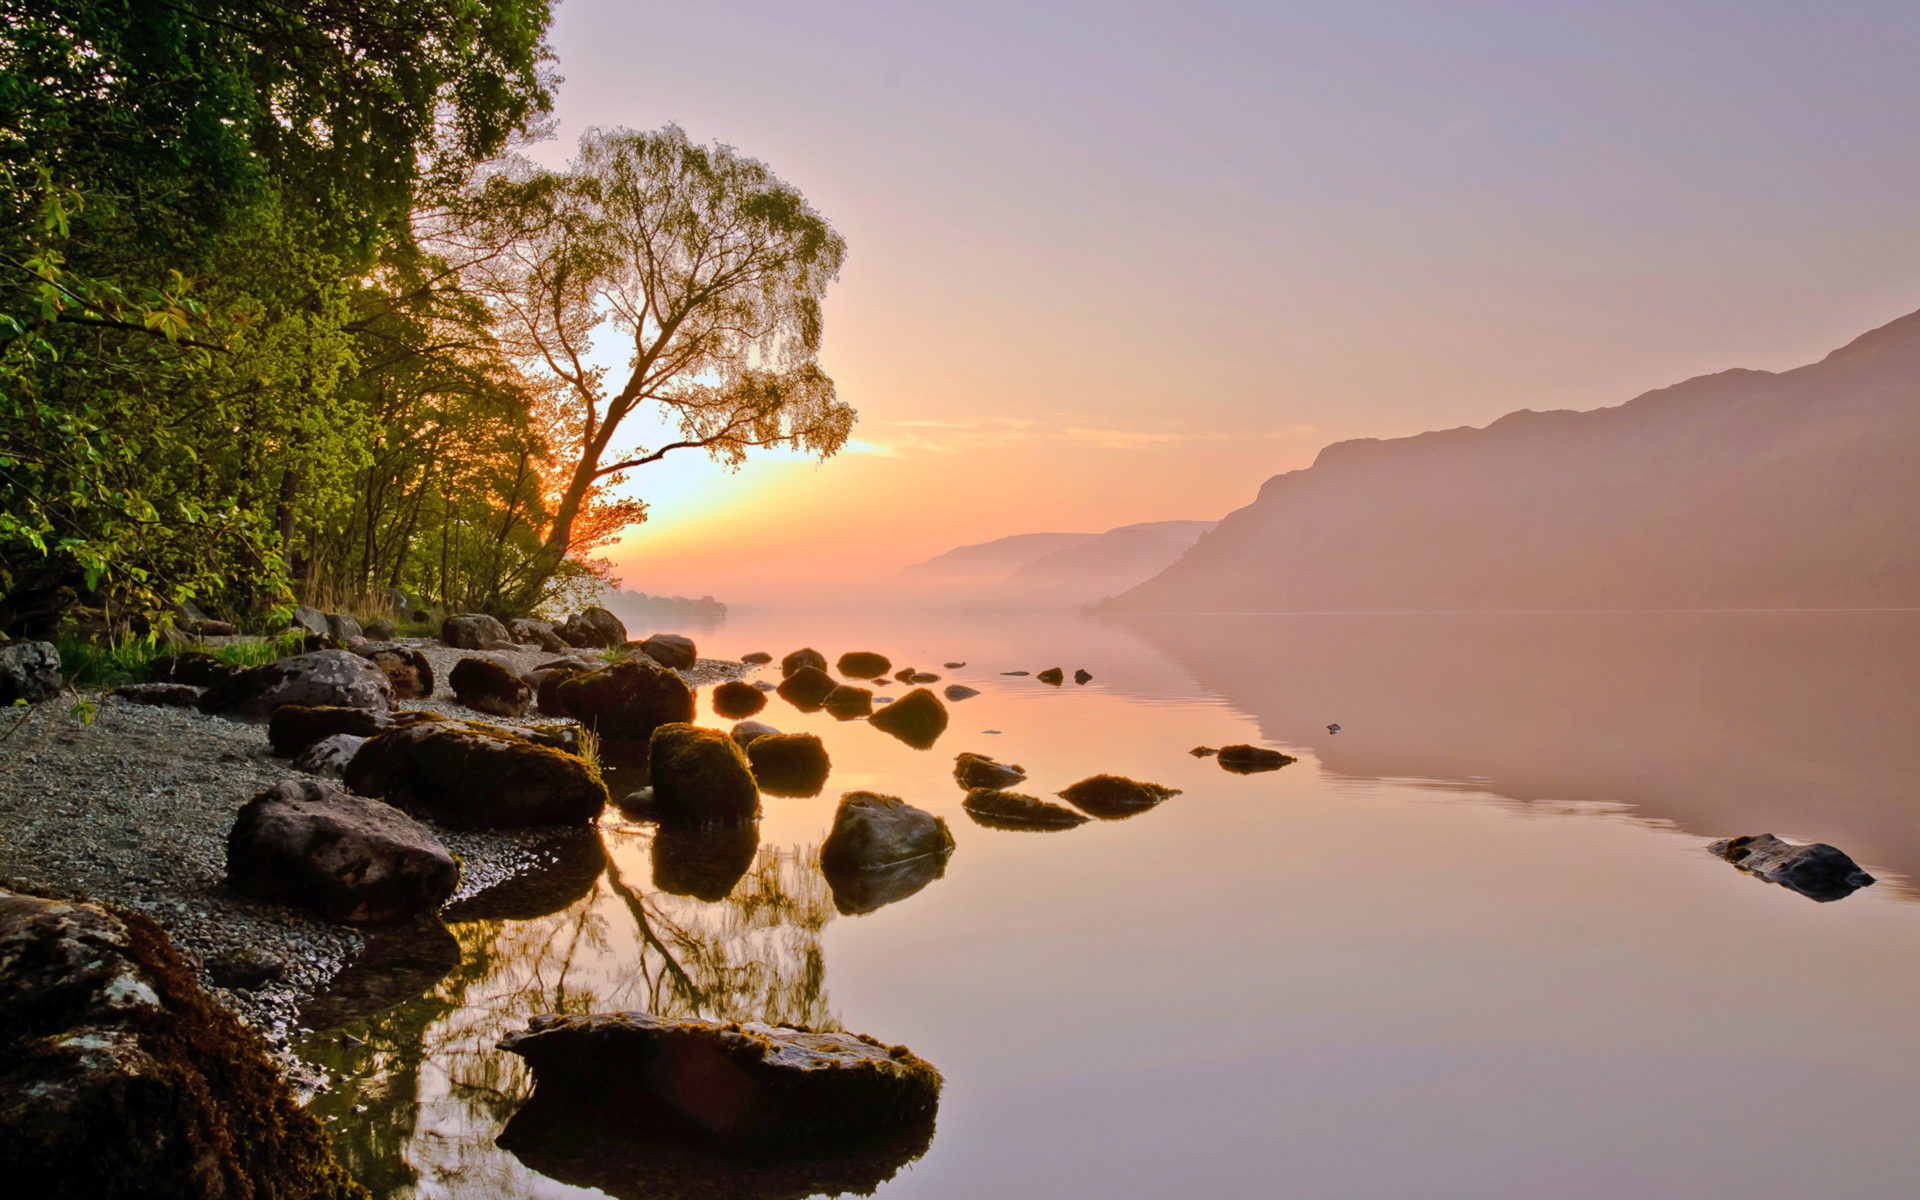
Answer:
[[1113, 611, 1920, 891]]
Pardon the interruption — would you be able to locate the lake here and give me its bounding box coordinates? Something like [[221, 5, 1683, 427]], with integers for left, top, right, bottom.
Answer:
[[297, 609, 1920, 1198]]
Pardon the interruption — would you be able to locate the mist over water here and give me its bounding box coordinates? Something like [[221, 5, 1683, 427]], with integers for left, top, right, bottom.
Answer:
[[302, 607, 1920, 1199]]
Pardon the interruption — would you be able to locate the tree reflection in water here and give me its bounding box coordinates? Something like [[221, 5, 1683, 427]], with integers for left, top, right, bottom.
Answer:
[[297, 825, 838, 1198]]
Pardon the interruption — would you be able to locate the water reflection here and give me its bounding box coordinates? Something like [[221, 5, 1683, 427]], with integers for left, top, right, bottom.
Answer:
[[822, 851, 952, 916], [651, 823, 760, 901]]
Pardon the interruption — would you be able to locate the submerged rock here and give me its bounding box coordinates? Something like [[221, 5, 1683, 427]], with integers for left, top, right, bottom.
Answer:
[[1035, 667, 1064, 685], [1058, 774, 1181, 819], [820, 792, 954, 876], [776, 664, 838, 710], [226, 779, 459, 925], [498, 1012, 941, 1151], [711, 679, 768, 719], [867, 687, 949, 749], [0, 889, 367, 1198], [451, 656, 532, 718], [1709, 833, 1877, 901], [648, 724, 760, 827], [442, 612, 510, 649], [953, 751, 1026, 790], [963, 788, 1089, 831], [781, 647, 828, 677], [838, 650, 892, 679], [943, 684, 980, 702], [199, 649, 393, 721], [1216, 744, 1297, 773], [556, 657, 695, 744], [746, 733, 832, 798], [823, 684, 875, 718], [346, 721, 608, 827], [637, 632, 697, 670]]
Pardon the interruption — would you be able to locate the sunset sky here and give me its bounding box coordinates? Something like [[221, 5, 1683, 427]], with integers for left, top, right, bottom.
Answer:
[[529, 0, 1920, 601]]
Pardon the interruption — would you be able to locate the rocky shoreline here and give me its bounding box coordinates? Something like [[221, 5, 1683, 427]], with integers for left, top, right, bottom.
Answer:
[[0, 636, 741, 1067]]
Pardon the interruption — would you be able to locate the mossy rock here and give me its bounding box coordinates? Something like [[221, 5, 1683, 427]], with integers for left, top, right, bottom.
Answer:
[[345, 721, 608, 828], [962, 788, 1088, 831], [555, 657, 694, 743], [953, 751, 1025, 790], [776, 664, 837, 711], [867, 687, 948, 749], [1035, 667, 1064, 685], [1216, 744, 1297, 773], [837, 650, 892, 679], [819, 792, 954, 875], [780, 647, 828, 678], [647, 724, 760, 827], [1057, 774, 1181, 819], [745, 733, 831, 798], [710, 679, 767, 719], [822, 684, 874, 718]]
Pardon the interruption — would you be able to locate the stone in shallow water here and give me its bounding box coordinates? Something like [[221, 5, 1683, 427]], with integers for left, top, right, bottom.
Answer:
[[1216, 744, 1297, 773], [867, 687, 949, 749], [953, 751, 1026, 790], [648, 723, 759, 827], [345, 721, 608, 827], [746, 732, 832, 798], [943, 684, 981, 701], [837, 650, 892, 679], [1057, 774, 1181, 819], [555, 657, 694, 743], [822, 684, 874, 718], [1709, 833, 1877, 902], [712, 679, 768, 719], [1035, 667, 1064, 685], [776, 664, 837, 710], [780, 646, 828, 677], [963, 788, 1089, 831], [498, 1012, 941, 1150]]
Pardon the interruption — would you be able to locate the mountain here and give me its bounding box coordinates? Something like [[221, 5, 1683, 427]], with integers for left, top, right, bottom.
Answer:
[[984, 520, 1218, 606], [898, 531, 1098, 585], [1106, 308, 1920, 612]]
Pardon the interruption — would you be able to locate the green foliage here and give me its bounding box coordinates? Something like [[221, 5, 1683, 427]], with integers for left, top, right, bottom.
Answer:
[[55, 629, 307, 687]]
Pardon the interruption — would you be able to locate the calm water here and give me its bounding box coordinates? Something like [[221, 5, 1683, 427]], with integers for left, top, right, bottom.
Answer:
[[298, 610, 1920, 1198]]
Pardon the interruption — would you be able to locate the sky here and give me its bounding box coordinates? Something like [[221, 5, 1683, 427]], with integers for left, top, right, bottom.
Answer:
[[527, 0, 1920, 601]]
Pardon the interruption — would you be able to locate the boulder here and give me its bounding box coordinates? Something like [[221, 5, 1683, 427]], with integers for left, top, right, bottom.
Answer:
[[652, 824, 758, 901], [148, 651, 234, 687], [943, 661, 966, 669], [637, 633, 697, 670], [114, 682, 201, 708], [345, 721, 608, 827], [559, 606, 627, 649], [226, 779, 459, 924], [943, 684, 981, 702], [1709, 833, 1878, 901], [363, 617, 397, 640], [0, 889, 368, 1198], [353, 642, 434, 699], [820, 792, 954, 877], [907, 672, 940, 684], [555, 657, 695, 743], [1035, 667, 1064, 685], [198, 649, 393, 722], [0, 640, 61, 704], [648, 724, 759, 827], [509, 618, 568, 652], [963, 788, 1089, 831], [892, 667, 916, 684], [953, 751, 1026, 790], [745, 733, 832, 798], [442, 612, 511, 649], [325, 612, 363, 642], [1216, 744, 1297, 773], [781, 646, 828, 677], [741, 651, 774, 665], [823, 684, 874, 718], [1073, 668, 1093, 684], [531, 660, 592, 717], [183, 619, 239, 637], [1058, 774, 1181, 819], [293, 733, 366, 778], [776, 664, 838, 710], [268, 704, 408, 757], [498, 1012, 941, 1149], [451, 656, 533, 718], [290, 604, 330, 636], [730, 719, 782, 747], [710, 679, 767, 719], [867, 687, 949, 749]]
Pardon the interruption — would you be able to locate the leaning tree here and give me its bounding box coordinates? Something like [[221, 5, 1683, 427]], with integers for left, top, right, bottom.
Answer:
[[456, 125, 855, 605]]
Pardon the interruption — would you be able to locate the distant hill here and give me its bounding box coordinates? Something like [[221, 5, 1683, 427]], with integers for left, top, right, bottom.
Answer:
[[899, 531, 1098, 584], [1106, 308, 1920, 612], [985, 520, 1218, 606]]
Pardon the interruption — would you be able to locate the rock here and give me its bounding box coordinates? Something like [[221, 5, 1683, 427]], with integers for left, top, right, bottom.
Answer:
[[531, 660, 591, 717], [745, 733, 832, 798], [781, 646, 828, 677], [963, 788, 1089, 831], [837, 650, 892, 679], [184, 619, 239, 637], [823, 684, 874, 718], [346, 721, 609, 827], [1001, 670, 1029, 676], [293, 733, 366, 778], [0, 640, 61, 704], [205, 947, 285, 992], [290, 604, 330, 636], [1058, 774, 1181, 819], [867, 687, 949, 749], [353, 642, 434, 699], [711, 679, 767, 719], [892, 667, 916, 684], [648, 724, 759, 827], [1035, 667, 1064, 685], [451, 655, 533, 717], [509, 618, 568, 652], [1709, 833, 1878, 901], [555, 657, 695, 744], [114, 682, 201, 707], [820, 792, 954, 876], [943, 662, 966, 669], [0, 889, 366, 1198], [943, 684, 981, 701], [636, 632, 696, 670], [198, 649, 393, 722], [268, 704, 408, 756], [907, 672, 940, 684], [226, 778, 459, 924], [148, 650, 234, 686], [498, 1012, 941, 1149], [652, 824, 758, 901], [1189, 746, 1218, 757], [730, 719, 782, 747], [1073, 668, 1093, 684], [325, 612, 363, 642], [741, 651, 774, 664], [1217, 744, 1297, 773], [776, 664, 838, 710], [442, 612, 511, 649], [953, 751, 1026, 790], [559, 606, 627, 649], [363, 617, 397, 640], [753, 680, 775, 691]]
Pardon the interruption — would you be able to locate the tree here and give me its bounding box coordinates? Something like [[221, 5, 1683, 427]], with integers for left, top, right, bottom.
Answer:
[[455, 126, 856, 605]]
